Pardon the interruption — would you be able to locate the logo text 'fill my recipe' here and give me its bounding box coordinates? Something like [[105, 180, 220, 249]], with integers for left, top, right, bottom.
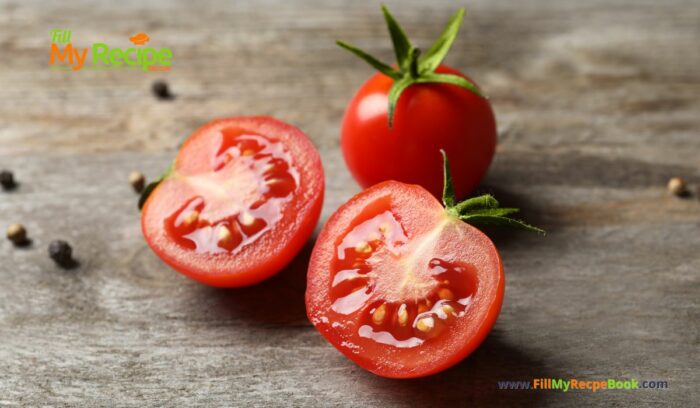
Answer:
[[49, 30, 172, 72]]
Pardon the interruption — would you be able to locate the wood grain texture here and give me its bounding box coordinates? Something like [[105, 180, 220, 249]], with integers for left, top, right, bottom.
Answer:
[[0, 0, 698, 406]]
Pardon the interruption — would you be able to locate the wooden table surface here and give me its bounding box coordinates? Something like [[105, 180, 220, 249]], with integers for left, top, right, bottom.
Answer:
[[1, 0, 698, 406]]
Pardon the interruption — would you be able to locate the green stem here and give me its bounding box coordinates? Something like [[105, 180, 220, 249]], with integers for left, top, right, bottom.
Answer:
[[440, 150, 545, 235], [336, 6, 485, 127], [409, 48, 421, 79]]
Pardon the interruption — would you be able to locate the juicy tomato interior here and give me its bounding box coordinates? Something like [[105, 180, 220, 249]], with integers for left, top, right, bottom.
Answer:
[[165, 128, 299, 253], [142, 117, 324, 287], [306, 181, 503, 378]]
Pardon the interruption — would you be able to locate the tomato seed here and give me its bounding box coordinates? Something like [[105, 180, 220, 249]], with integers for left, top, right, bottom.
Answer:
[[218, 225, 232, 242], [239, 212, 255, 226], [372, 304, 387, 325], [416, 316, 435, 333], [397, 305, 409, 326], [441, 304, 455, 316], [182, 211, 199, 227], [438, 288, 455, 301], [355, 241, 372, 254]]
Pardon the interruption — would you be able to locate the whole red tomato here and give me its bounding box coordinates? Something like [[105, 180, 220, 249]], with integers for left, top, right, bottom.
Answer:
[[338, 7, 496, 199]]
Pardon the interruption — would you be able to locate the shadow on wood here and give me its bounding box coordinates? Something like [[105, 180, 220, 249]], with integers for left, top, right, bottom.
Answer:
[[359, 332, 559, 407], [190, 239, 316, 326]]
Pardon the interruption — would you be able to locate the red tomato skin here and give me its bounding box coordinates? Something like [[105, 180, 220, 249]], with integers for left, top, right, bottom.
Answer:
[[306, 181, 504, 378], [142, 116, 324, 288], [341, 65, 497, 200]]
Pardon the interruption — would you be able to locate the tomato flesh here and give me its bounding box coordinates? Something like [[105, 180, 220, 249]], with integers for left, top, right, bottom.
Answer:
[[306, 181, 503, 378], [142, 116, 323, 287], [164, 129, 298, 253]]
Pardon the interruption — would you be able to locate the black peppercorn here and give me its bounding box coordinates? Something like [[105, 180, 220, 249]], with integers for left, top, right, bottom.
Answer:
[[152, 80, 174, 100], [0, 169, 15, 190], [48, 240, 73, 266]]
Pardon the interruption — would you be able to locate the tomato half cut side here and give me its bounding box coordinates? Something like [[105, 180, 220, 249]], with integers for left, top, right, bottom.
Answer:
[[142, 116, 324, 287], [306, 181, 503, 378]]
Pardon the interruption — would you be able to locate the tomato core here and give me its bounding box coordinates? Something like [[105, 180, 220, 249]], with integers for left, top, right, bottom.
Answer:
[[164, 128, 298, 254], [329, 200, 479, 349]]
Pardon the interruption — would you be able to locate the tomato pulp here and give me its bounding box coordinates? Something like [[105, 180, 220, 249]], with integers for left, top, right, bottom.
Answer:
[[306, 181, 504, 378], [142, 116, 324, 287], [341, 65, 497, 200]]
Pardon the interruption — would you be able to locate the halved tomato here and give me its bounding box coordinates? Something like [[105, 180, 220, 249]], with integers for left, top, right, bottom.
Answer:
[[141, 116, 324, 287], [306, 180, 504, 378]]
